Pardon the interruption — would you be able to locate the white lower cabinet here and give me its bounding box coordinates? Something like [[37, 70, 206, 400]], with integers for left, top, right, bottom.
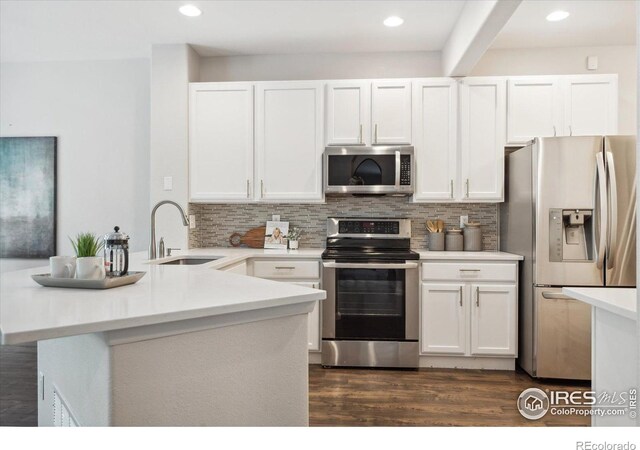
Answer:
[[470, 284, 517, 356], [421, 283, 466, 354], [420, 261, 518, 362], [246, 259, 322, 352]]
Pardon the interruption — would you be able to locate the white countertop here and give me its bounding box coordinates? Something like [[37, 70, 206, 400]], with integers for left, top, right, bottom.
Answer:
[[417, 251, 523, 261], [563, 287, 637, 321], [0, 248, 326, 345]]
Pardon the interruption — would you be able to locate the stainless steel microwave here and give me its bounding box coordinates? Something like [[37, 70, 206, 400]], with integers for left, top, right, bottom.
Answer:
[[323, 146, 414, 196]]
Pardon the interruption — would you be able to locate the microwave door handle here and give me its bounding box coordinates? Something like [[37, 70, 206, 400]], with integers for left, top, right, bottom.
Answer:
[[595, 152, 608, 270], [606, 151, 618, 270], [395, 151, 401, 188]]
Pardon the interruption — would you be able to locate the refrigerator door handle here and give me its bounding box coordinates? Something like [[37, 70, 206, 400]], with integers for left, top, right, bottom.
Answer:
[[595, 152, 608, 270], [605, 151, 618, 270]]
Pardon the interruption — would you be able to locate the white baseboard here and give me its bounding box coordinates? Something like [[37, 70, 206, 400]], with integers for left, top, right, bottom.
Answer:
[[419, 355, 515, 370]]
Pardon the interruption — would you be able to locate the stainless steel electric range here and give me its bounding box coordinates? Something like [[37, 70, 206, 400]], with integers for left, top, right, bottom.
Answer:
[[321, 218, 419, 368]]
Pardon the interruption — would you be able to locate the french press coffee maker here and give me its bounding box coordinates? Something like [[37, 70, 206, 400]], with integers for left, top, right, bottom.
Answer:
[[104, 226, 129, 277]]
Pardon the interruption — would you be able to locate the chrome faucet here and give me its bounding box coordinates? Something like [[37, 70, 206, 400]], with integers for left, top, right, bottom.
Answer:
[[149, 200, 189, 259]]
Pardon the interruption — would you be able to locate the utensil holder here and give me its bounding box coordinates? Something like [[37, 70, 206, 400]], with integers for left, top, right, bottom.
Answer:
[[428, 232, 445, 251]]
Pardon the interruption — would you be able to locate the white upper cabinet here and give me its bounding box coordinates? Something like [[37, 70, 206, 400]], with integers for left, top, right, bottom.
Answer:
[[371, 80, 412, 145], [459, 77, 506, 202], [255, 81, 324, 202], [470, 284, 517, 356], [325, 81, 370, 146], [189, 83, 254, 202], [563, 75, 618, 137], [507, 77, 562, 145], [507, 74, 618, 144], [412, 79, 457, 202]]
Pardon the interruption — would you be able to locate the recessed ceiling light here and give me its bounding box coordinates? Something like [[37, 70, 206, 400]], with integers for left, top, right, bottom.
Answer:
[[384, 16, 404, 27], [179, 4, 202, 17], [546, 10, 570, 22]]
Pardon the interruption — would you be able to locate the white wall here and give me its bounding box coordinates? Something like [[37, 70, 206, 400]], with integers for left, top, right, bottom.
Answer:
[[473, 45, 637, 135], [199, 51, 441, 82], [149, 44, 200, 253], [0, 59, 150, 273]]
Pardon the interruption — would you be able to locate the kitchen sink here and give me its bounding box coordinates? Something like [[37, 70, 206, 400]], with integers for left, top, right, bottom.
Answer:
[[159, 257, 221, 265]]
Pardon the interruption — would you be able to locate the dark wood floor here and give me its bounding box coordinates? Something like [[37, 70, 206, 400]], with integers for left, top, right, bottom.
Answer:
[[1, 344, 589, 427], [309, 365, 590, 426], [0, 343, 37, 426]]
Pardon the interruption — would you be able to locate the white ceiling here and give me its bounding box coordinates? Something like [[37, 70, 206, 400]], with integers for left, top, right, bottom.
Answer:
[[0, 1, 636, 64], [492, 0, 636, 49], [0, 0, 465, 63]]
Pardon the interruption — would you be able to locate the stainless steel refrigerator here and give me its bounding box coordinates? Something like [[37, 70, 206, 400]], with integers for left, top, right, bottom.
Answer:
[[500, 136, 636, 380]]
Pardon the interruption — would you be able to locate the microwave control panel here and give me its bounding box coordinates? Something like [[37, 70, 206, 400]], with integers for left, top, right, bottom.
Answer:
[[400, 155, 411, 186]]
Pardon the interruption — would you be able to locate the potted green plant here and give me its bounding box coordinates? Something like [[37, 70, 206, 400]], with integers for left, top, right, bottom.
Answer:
[[286, 227, 302, 250], [70, 233, 105, 280]]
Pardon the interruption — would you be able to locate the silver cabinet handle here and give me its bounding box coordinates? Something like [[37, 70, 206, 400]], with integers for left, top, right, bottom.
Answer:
[[569, 126, 573, 136], [459, 285, 463, 307], [359, 124, 363, 144], [246, 179, 250, 198], [459, 269, 481, 272], [542, 292, 574, 300], [275, 266, 295, 270], [450, 179, 454, 199], [465, 179, 470, 198], [476, 286, 480, 307], [553, 125, 557, 137], [261, 179, 264, 198], [374, 123, 378, 144]]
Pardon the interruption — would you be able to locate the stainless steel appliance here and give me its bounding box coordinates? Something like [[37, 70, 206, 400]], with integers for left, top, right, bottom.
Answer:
[[323, 146, 414, 196], [501, 136, 636, 380], [321, 218, 419, 368], [103, 226, 129, 277]]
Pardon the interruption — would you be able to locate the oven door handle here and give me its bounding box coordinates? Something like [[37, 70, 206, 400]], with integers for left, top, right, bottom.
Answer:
[[322, 261, 418, 270]]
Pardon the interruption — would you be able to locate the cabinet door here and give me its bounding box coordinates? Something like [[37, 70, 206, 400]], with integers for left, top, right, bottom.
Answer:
[[562, 75, 618, 136], [292, 282, 321, 352], [421, 283, 467, 355], [412, 79, 457, 202], [189, 83, 254, 201], [255, 81, 324, 201], [460, 77, 506, 201], [470, 284, 517, 356], [326, 81, 370, 146], [371, 80, 412, 144], [507, 77, 562, 144]]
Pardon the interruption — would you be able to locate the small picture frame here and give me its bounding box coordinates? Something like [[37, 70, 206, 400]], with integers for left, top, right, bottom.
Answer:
[[264, 221, 289, 249]]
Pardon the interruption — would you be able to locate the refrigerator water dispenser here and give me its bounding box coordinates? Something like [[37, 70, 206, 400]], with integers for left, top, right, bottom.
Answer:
[[549, 209, 593, 262]]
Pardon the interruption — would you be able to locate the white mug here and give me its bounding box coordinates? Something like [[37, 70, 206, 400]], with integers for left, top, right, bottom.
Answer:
[[50, 256, 76, 278], [76, 256, 106, 280]]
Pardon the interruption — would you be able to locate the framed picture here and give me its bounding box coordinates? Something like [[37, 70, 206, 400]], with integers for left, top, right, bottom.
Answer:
[[0, 137, 57, 258], [264, 221, 289, 249]]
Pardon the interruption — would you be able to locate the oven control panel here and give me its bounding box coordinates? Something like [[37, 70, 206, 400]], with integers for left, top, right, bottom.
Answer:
[[338, 220, 400, 235]]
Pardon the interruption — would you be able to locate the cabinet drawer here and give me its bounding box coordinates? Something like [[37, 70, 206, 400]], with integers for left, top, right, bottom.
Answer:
[[422, 262, 516, 282], [252, 260, 320, 279]]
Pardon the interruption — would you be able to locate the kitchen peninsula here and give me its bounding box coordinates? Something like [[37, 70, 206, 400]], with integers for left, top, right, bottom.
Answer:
[[0, 250, 325, 426]]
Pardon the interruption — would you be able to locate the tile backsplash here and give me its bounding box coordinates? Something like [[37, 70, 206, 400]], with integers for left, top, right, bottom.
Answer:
[[189, 197, 498, 251]]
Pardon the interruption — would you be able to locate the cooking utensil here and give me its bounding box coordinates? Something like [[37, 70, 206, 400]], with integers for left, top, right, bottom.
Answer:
[[229, 226, 266, 248]]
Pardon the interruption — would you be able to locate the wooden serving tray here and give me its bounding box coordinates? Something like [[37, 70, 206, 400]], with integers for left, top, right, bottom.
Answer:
[[31, 271, 146, 289]]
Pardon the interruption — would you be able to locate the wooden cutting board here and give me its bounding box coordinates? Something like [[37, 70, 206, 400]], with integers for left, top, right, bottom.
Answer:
[[229, 226, 266, 248]]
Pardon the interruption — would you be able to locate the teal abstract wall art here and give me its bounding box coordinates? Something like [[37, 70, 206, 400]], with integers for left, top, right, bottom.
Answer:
[[0, 137, 57, 258]]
